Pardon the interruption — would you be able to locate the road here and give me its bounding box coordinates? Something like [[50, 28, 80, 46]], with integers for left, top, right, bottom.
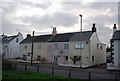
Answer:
[[11, 62, 120, 80]]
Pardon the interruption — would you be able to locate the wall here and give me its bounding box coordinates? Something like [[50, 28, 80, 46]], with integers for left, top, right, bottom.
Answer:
[[113, 40, 119, 66], [20, 42, 48, 60], [68, 41, 90, 67], [47, 42, 69, 63], [90, 32, 106, 66]]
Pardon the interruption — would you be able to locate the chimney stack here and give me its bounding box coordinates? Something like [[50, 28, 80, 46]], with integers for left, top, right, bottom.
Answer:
[[52, 27, 57, 35], [92, 23, 97, 32], [113, 24, 117, 33], [27, 34, 31, 38]]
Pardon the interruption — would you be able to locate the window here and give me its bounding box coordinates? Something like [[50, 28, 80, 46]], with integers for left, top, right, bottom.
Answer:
[[54, 44, 58, 50], [97, 43, 99, 49], [16, 38, 19, 42], [100, 44, 102, 49], [38, 45, 41, 49], [24, 45, 27, 50], [92, 56, 94, 62], [65, 56, 68, 61], [75, 43, 84, 49], [64, 44, 69, 50]]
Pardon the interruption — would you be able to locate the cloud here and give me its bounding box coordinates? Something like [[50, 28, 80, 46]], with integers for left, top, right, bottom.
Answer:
[[20, 12, 78, 28], [1, 1, 118, 44]]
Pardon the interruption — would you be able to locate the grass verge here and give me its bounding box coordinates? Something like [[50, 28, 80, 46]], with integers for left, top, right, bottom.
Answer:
[[2, 70, 86, 81]]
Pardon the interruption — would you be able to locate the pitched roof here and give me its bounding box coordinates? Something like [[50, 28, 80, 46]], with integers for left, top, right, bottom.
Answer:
[[69, 31, 93, 41], [20, 31, 94, 44], [2, 35, 17, 43], [48, 33, 74, 42], [112, 30, 120, 40], [20, 34, 52, 44]]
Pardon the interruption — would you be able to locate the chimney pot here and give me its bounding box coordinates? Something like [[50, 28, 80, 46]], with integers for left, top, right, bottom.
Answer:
[[52, 27, 57, 35], [92, 23, 97, 32], [27, 34, 31, 37], [113, 24, 117, 33]]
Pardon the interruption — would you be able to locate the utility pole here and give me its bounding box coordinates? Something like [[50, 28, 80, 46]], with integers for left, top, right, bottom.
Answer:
[[79, 14, 82, 68], [31, 31, 35, 65]]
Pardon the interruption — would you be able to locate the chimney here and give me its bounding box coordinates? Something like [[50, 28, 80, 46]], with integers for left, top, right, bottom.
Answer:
[[113, 24, 117, 33], [27, 34, 31, 38], [52, 27, 57, 35], [92, 23, 97, 32]]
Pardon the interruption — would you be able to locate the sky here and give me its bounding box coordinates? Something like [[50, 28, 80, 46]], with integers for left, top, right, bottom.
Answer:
[[0, 0, 119, 45]]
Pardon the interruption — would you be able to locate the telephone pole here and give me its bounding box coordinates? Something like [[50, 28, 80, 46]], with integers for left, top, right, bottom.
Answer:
[[79, 14, 82, 68], [31, 31, 35, 65]]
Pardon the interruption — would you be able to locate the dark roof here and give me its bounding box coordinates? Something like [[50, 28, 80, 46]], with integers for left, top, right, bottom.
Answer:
[[112, 30, 120, 40], [20, 34, 52, 44], [20, 31, 94, 44], [49, 33, 74, 42], [69, 31, 93, 41], [2, 35, 17, 43]]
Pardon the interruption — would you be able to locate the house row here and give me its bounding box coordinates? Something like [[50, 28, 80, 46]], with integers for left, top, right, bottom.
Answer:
[[20, 24, 106, 68], [107, 24, 120, 70], [0, 32, 24, 58]]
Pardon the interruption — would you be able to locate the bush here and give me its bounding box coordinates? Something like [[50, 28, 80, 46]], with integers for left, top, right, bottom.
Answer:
[[2, 59, 13, 70]]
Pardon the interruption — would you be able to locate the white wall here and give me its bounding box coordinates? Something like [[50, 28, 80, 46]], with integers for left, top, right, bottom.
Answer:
[[90, 32, 106, 66], [4, 33, 24, 58], [113, 40, 119, 66]]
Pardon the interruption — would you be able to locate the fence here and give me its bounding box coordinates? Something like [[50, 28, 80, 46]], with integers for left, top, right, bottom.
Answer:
[[13, 63, 119, 81]]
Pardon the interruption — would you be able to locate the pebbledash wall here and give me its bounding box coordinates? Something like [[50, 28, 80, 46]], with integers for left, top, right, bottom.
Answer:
[[20, 24, 106, 68]]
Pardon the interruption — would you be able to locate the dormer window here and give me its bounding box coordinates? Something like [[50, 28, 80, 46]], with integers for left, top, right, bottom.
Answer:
[[16, 38, 19, 42]]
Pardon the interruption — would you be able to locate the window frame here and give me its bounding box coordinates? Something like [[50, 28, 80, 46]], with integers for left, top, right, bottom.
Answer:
[[64, 44, 69, 50], [54, 44, 58, 50]]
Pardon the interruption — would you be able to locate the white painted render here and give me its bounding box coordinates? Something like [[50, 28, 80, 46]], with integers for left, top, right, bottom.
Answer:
[[2, 33, 24, 58]]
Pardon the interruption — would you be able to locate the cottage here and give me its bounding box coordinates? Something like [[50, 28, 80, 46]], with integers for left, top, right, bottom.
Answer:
[[48, 24, 106, 68], [0, 32, 24, 58], [20, 23, 106, 68]]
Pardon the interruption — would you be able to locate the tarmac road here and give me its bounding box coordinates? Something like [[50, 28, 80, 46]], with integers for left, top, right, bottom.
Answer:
[[13, 62, 120, 80]]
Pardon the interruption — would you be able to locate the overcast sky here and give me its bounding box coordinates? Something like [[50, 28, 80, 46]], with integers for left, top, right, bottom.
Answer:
[[0, 0, 119, 45]]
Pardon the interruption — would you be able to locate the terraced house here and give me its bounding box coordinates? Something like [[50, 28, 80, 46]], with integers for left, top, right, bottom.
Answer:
[[20, 24, 106, 68]]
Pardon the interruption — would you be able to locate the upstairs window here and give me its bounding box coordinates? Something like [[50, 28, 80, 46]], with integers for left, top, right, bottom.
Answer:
[[75, 43, 84, 49], [54, 44, 58, 50], [38, 45, 41, 49], [97, 43, 99, 49], [16, 38, 19, 42], [24, 45, 27, 50], [64, 44, 69, 50]]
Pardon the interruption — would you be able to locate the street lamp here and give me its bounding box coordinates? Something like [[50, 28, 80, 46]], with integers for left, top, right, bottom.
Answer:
[[79, 14, 82, 68]]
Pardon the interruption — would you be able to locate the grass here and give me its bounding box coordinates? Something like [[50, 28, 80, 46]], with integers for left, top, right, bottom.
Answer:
[[2, 70, 86, 81]]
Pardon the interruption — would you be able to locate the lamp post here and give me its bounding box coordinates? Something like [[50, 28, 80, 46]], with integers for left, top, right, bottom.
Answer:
[[31, 31, 35, 65], [79, 14, 82, 68]]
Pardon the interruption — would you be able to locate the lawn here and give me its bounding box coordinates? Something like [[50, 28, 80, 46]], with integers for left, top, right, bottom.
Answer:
[[2, 70, 86, 81]]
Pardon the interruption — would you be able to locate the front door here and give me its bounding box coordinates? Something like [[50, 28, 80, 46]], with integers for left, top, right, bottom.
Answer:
[[53, 56, 58, 63]]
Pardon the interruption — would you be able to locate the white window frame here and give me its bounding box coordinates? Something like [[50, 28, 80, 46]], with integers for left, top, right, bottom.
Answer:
[[75, 43, 84, 49], [54, 44, 58, 50], [64, 44, 69, 50]]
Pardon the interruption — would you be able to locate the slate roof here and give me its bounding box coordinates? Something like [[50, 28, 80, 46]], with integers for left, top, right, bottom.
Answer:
[[69, 31, 93, 41], [20, 34, 52, 44], [112, 30, 120, 40], [20, 31, 94, 44], [2, 35, 17, 43]]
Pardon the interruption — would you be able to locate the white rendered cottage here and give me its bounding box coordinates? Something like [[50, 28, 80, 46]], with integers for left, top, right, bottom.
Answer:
[[1, 32, 24, 58]]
